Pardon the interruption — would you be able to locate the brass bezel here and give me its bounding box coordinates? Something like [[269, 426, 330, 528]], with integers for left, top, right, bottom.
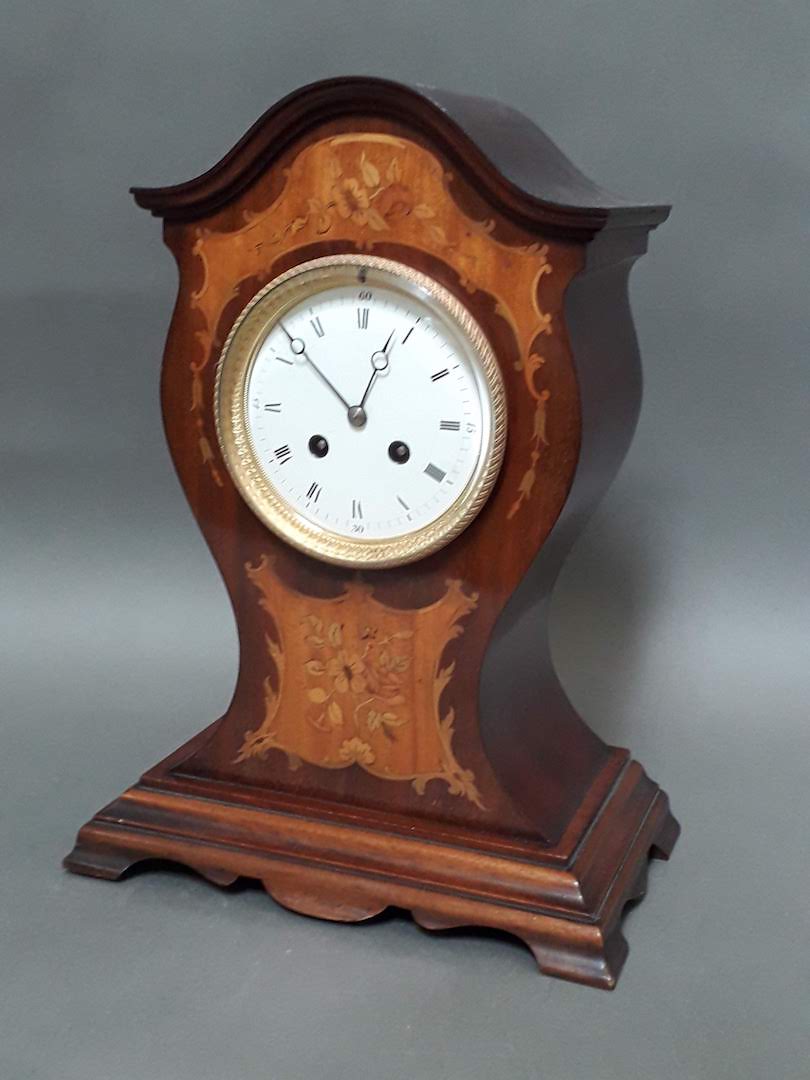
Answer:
[[214, 255, 506, 568]]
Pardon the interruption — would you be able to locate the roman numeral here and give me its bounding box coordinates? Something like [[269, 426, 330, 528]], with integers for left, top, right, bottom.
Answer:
[[402, 318, 421, 343], [357, 307, 369, 330], [424, 463, 446, 483], [310, 316, 325, 338], [274, 444, 292, 464], [306, 482, 321, 503], [352, 498, 363, 520], [264, 402, 282, 413], [439, 420, 460, 431], [431, 368, 449, 382]]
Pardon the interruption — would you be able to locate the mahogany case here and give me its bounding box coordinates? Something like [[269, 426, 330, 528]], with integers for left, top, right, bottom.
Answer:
[[64, 77, 679, 990]]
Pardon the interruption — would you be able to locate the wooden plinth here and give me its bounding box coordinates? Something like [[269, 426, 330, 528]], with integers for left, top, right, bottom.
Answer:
[[65, 734, 678, 990]]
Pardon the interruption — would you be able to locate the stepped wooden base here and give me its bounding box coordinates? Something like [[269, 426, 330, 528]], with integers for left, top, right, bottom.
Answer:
[[64, 742, 678, 990]]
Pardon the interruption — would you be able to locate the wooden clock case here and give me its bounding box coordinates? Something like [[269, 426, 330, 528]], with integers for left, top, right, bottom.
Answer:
[[65, 77, 679, 990]]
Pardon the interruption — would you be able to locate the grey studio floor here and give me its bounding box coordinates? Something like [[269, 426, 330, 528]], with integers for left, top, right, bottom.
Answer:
[[3, 3, 810, 1079]]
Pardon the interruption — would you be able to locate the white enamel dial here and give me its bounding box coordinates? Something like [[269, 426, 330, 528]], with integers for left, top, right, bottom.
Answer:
[[216, 256, 506, 568]]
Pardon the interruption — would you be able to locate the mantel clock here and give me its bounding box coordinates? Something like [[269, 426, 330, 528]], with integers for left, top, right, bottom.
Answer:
[[65, 77, 679, 989]]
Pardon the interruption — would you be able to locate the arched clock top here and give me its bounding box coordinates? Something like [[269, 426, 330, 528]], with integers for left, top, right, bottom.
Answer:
[[131, 76, 670, 237]]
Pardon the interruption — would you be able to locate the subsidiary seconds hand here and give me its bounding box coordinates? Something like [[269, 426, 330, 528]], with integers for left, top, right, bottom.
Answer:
[[279, 322, 351, 411]]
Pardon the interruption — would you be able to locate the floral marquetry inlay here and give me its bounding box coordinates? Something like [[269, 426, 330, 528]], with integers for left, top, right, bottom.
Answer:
[[236, 555, 484, 806], [186, 132, 561, 515]]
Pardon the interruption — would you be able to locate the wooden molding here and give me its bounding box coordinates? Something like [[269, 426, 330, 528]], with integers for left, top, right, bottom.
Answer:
[[131, 77, 670, 236], [65, 735, 677, 990]]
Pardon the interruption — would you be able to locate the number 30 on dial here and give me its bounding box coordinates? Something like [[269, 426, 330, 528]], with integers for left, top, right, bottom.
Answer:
[[215, 255, 506, 568]]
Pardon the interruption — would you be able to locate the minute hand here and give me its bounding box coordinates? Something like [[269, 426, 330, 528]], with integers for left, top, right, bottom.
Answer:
[[280, 323, 351, 410]]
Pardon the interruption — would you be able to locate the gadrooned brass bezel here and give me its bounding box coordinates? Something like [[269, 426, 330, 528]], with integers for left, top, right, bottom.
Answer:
[[214, 255, 507, 569]]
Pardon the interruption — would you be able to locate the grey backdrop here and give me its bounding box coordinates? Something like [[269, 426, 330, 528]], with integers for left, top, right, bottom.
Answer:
[[3, 2, 809, 1078]]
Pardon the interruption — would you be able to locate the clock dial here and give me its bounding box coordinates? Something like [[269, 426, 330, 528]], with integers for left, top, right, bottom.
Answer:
[[246, 284, 485, 540], [215, 256, 506, 567]]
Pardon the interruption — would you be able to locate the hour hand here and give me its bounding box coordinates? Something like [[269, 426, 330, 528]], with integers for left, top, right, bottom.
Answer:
[[357, 330, 396, 412]]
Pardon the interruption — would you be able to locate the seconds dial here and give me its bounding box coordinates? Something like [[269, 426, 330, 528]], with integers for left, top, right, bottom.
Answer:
[[216, 256, 506, 567]]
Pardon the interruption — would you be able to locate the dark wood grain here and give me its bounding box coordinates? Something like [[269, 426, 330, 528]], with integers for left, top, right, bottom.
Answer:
[[65, 77, 679, 989], [131, 77, 669, 234]]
